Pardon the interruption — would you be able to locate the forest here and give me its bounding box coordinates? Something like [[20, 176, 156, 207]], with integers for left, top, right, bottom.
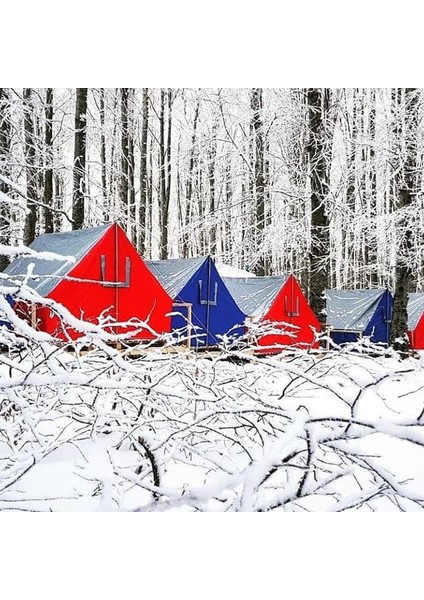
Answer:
[[0, 88, 424, 512], [0, 88, 421, 350]]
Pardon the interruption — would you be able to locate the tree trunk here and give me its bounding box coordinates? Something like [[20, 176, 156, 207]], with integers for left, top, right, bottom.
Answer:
[[139, 88, 149, 255], [23, 88, 38, 245], [99, 88, 108, 220], [390, 88, 418, 354], [127, 91, 136, 243], [208, 116, 218, 256], [0, 88, 11, 270], [182, 97, 199, 258], [251, 88, 266, 275], [307, 88, 333, 325], [44, 88, 54, 233], [72, 88, 88, 230], [159, 89, 172, 259], [120, 88, 130, 232]]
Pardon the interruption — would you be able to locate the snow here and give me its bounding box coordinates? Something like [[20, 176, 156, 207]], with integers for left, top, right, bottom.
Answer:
[[216, 263, 256, 278], [1, 333, 424, 511]]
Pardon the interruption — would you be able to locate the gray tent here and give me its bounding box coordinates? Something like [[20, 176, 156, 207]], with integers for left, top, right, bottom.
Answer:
[[407, 292, 424, 349], [146, 257, 205, 298], [3, 225, 111, 296], [325, 289, 393, 345], [222, 276, 289, 317], [407, 293, 424, 330]]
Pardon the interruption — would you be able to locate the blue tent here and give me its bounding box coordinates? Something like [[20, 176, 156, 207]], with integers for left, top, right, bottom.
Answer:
[[146, 256, 246, 348], [325, 289, 393, 346], [0, 294, 15, 330]]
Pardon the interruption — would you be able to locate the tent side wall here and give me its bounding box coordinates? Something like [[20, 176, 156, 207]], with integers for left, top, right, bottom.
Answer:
[[363, 289, 393, 344], [409, 312, 424, 350], [256, 275, 320, 352], [330, 331, 362, 345], [17, 229, 117, 341], [113, 226, 172, 338], [171, 257, 246, 347], [16, 224, 172, 341]]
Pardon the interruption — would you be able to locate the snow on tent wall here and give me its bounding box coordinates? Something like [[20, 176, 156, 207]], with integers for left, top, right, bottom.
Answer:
[[146, 257, 205, 297], [3, 224, 112, 297], [325, 289, 387, 331], [222, 276, 289, 318], [407, 293, 424, 329]]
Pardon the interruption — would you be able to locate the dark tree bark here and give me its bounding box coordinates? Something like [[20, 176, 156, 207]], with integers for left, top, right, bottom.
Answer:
[[223, 159, 233, 260], [120, 88, 130, 229], [44, 88, 54, 233], [23, 88, 39, 245], [0, 88, 11, 270], [307, 88, 333, 325], [390, 88, 418, 355], [159, 89, 173, 259], [99, 88, 108, 220], [139, 88, 149, 255], [128, 131, 136, 242], [126, 90, 136, 243], [251, 88, 267, 275], [72, 88, 88, 230]]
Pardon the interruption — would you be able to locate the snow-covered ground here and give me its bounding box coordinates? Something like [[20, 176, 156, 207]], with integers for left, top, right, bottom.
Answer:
[[1, 338, 424, 512]]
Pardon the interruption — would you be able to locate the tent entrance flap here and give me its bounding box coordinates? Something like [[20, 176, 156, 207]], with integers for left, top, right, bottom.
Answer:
[[198, 280, 218, 306], [173, 302, 193, 347], [100, 255, 131, 288]]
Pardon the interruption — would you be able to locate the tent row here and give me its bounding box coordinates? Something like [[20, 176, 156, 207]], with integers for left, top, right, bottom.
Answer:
[[1, 223, 424, 351], [325, 289, 424, 350], [0, 224, 319, 351]]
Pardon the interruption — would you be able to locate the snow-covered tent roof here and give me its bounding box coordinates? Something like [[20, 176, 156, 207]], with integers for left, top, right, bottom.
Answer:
[[408, 293, 424, 329], [223, 276, 289, 317], [2, 224, 111, 297], [325, 289, 387, 331], [146, 257, 206, 298], [215, 263, 256, 278]]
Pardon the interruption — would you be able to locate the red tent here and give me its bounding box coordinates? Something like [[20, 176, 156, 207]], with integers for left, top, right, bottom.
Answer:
[[4, 223, 172, 341], [223, 274, 320, 353], [408, 293, 424, 350]]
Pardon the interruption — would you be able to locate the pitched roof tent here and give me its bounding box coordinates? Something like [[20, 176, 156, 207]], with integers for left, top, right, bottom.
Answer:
[[223, 273, 320, 352], [407, 292, 424, 350], [146, 256, 246, 348], [146, 257, 205, 298], [325, 289, 387, 331], [223, 275, 289, 318], [4, 223, 173, 341], [4, 224, 111, 296], [407, 293, 424, 330], [325, 288, 393, 345]]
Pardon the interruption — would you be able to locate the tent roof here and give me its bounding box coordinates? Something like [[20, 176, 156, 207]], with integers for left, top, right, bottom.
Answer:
[[408, 293, 424, 329], [215, 263, 256, 278], [223, 275, 289, 317], [325, 289, 387, 331], [146, 257, 206, 297], [2, 224, 112, 296]]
